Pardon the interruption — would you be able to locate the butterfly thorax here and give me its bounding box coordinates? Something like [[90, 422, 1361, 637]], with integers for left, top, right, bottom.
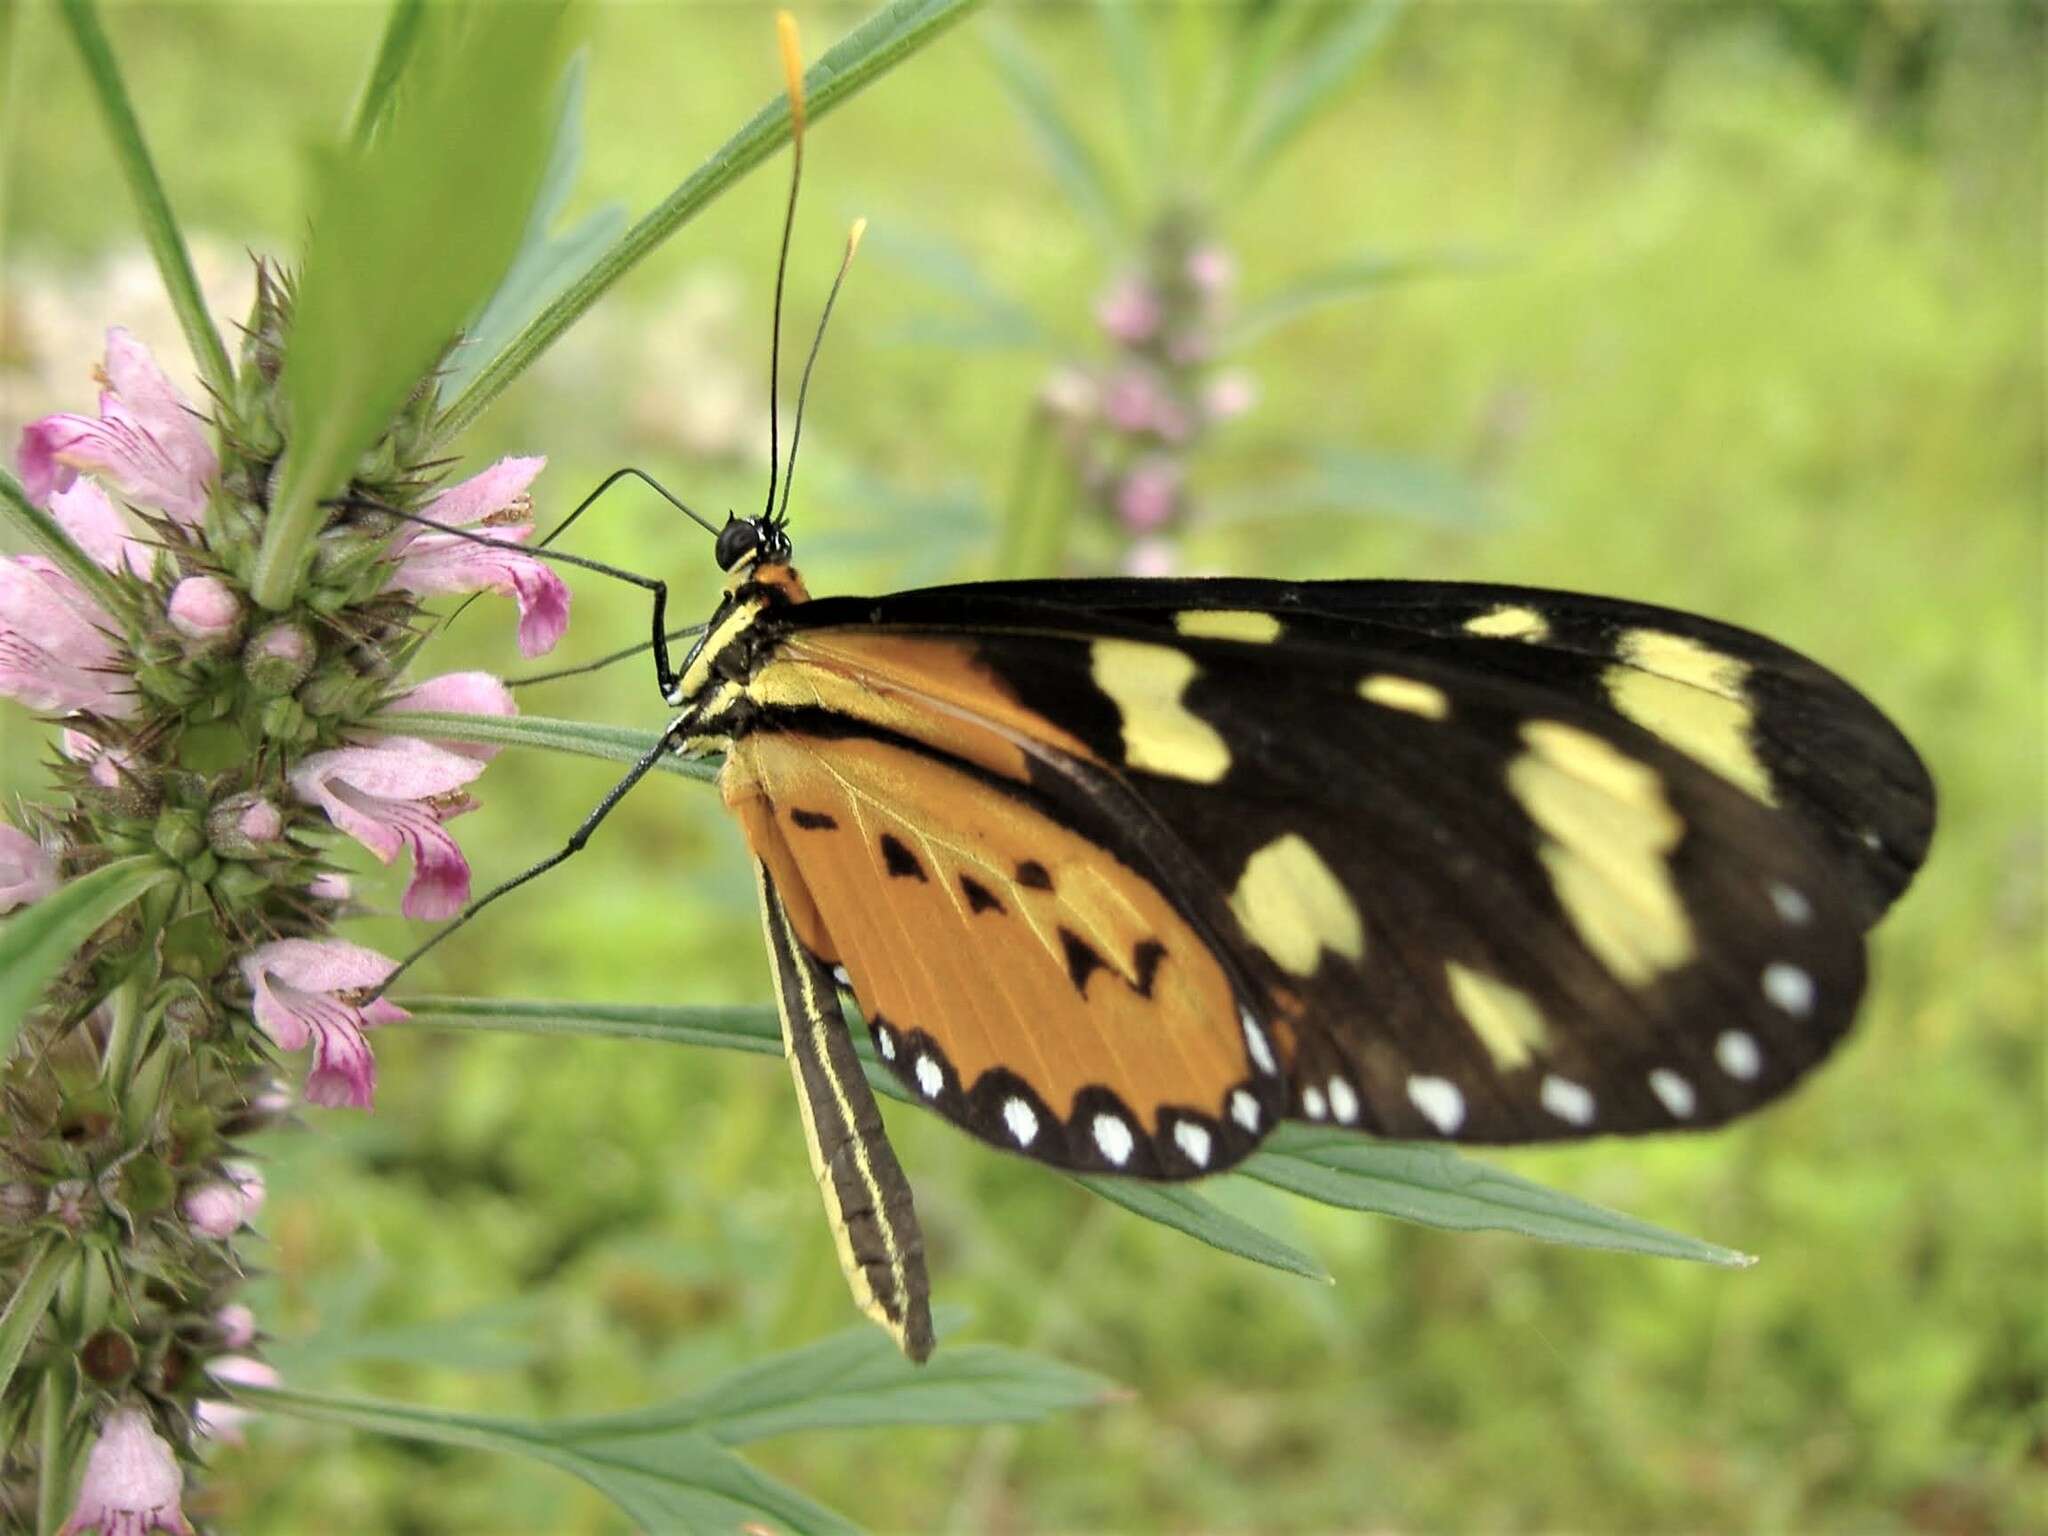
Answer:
[[666, 558, 810, 757]]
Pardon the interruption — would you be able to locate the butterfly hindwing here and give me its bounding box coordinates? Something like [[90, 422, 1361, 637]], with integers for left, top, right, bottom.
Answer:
[[728, 717, 1290, 1178]]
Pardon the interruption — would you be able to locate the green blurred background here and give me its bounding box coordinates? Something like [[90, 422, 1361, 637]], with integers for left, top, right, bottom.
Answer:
[[3, 2, 2042, 1531]]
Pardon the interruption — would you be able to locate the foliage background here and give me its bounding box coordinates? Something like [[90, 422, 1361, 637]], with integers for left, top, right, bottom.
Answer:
[[2, 2, 2041, 1531]]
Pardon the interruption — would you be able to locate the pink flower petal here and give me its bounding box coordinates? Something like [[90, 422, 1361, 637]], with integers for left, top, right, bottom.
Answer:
[[423, 455, 546, 529], [383, 671, 516, 759], [0, 555, 131, 716], [386, 536, 572, 657], [238, 940, 405, 1112], [49, 480, 154, 577], [197, 1356, 282, 1445], [60, 1407, 190, 1536], [0, 822, 57, 913]]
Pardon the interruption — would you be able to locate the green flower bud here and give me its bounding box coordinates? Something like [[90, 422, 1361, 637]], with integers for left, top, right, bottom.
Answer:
[[243, 621, 316, 696], [113, 1153, 176, 1218], [259, 695, 311, 744], [153, 807, 206, 864]]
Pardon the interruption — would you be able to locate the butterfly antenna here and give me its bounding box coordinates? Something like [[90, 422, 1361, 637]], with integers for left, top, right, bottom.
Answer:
[[762, 9, 807, 525], [776, 218, 867, 528]]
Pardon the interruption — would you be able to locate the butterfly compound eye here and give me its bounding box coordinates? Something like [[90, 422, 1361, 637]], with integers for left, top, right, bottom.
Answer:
[[715, 517, 762, 571]]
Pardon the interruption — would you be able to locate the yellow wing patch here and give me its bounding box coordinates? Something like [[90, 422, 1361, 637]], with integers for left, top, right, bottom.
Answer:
[[1174, 609, 1284, 643], [1604, 629, 1774, 804], [1358, 673, 1450, 719], [1464, 604, 1550, 642], [1445, 961, 1549, 1071], [1507, 721, 1694, 985], [1089, 639, 1233, 783], [1228, 833, 1366, 977]]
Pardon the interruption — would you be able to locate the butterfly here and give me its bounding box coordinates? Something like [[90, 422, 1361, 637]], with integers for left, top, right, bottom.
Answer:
[[399, 13, 1933, 1364], [656, 513, 1935, 1362]]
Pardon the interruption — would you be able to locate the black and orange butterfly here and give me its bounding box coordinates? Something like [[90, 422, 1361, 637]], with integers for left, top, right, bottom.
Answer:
[[398, 16, 1934, 1364]]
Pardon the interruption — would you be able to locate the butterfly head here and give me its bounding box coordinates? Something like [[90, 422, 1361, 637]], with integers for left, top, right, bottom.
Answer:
[[715, 513, 792, 575]]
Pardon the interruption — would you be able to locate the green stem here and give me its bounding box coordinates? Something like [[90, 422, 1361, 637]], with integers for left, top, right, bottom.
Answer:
[[349, 0, 427, 148], [362, 709, 718, 782], [0, 467, 129, 618], [35, 1370, 73, 1536], [54, 0, 234, 407], [433, 0, 982, 445]]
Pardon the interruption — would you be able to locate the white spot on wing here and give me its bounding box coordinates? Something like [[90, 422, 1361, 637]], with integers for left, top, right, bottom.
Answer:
[[875, 1025, 896, 1062], [1649, 1068, 1697, 1118], [914, 1053, 943, 1098], [1173, 1120, 1213, 1168], [1302, 1085, 1328, 1121], [1327, 1076, 1360, 1124], [1762, 962, 1815, 1018], [832, 965, 851, 987], [1407, 1075, 1465, 1135], [1716, 1030, 1762, 1080], [1540, 1074, 1596, 1126], [1003, 1097, 1038, 1147], [1241, 1010, 1277, 1076], [1769, 883, 1813, 925], [1230, 1090, 1261, 1133], [1092, 1112, 1135, 1166]]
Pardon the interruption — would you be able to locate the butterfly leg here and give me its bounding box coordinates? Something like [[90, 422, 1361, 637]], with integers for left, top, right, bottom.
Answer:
[[756, 862, 934, 1363]]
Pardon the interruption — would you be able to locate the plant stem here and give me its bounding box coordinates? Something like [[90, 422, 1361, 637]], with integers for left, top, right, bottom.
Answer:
[[0, 468, 129, 618], [98, 979, 145, 1089], [35, 1369, 74, 1536], [54, 0, 234, 408], [433, 0, 982, 445]]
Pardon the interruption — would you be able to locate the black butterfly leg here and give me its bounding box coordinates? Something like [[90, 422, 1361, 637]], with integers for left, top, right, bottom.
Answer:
[[756, 863, 934, 1363]]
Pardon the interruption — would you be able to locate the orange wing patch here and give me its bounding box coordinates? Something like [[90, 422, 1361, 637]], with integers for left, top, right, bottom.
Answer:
[[724, 727, 1285, 1176]]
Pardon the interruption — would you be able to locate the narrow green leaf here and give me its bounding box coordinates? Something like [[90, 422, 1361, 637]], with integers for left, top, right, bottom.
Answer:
[[236, 1383, 857, 1536], [254, 2, 573, 610], [348, 0, 427, 148], [0, 857, 175, 1058], [983, 22, 1126, 245], [365, 710, 719, 783], [0, 467, 129, 618], [1095, 0, 1163, 173], [1228, 246, 1503, 349], [55, 0, 234, 405], [0, 1241, 71, 1405], [1074, 1174, 1332, 1283], [399, 996, 782, 1055], [436, 0, 982, 445], [442, 52, 629, 402], [1245, 1127, 1755, 1268], [566, 1324, 1116, 1446], [1224, 0, 1408, 189]]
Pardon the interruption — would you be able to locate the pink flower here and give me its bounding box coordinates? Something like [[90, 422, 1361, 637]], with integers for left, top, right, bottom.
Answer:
[[291, 738, 484, 918], [20, 327, 217, 522], [1115, 458, 1184, 533], [0, 821, 56, 912], [197, 1356, 281, 1446], [1186, 243, 1237, 299], [179, 1162, 263, 1239], [1096, 276, 1163, 345], [59, 1406, 191, 1536], [0, 553, 130, 716], [307, 871, 352, 903], [379, 670, 516, 761], [1123, 537, 1181, 578], [240, 938, 408, 1110], [384, 456, 569, 657], [216, 1304, 258, 1350], [61, 728, 138, 789], [166, 575, 241, 646], [1203, 368, 1258, 424]]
